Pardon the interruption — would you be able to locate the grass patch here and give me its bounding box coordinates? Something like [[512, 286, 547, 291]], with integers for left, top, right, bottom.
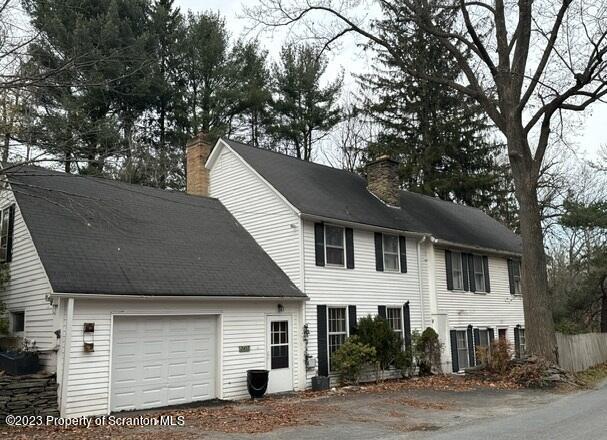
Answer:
[[576, 363, 607, 387]]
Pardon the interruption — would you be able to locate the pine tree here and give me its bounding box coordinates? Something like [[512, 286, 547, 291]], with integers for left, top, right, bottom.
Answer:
[[359, 7, 514, 221], [269, 43, 342, 160]]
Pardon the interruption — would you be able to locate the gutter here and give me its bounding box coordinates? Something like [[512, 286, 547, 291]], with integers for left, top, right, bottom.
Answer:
[[299, 213, 428, 238], [50, 293, 309, 301], [429, 237, 522, 258]]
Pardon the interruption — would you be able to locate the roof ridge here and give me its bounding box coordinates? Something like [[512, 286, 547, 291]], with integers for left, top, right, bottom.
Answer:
[[224, 138, 367, 180]]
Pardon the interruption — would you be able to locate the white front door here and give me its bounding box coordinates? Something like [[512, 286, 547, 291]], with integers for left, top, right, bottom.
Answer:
[[266, 315, 293, 394]]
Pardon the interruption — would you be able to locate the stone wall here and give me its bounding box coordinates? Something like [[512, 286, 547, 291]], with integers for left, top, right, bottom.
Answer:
[[0, 373, 59, 423]]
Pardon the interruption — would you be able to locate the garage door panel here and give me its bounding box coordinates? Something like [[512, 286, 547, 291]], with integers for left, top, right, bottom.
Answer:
[[111, 315, 217, 412]]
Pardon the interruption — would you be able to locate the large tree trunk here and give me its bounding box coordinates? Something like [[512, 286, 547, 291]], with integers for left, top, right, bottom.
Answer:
[[508, 130, 558, 363], [601, 275, 607, 333]]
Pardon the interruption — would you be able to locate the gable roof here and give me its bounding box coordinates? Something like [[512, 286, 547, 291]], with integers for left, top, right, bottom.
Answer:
[[222, 139, 522, 255], [5, 165, 305, 298]]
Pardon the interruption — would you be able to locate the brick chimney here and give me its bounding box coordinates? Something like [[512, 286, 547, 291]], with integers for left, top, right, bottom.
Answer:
[[186, 132, 213, 196], [366, 155, 401, 207]]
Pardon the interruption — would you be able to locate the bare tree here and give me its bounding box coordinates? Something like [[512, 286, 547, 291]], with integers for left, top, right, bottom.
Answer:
[[246, 0, 607, 361]]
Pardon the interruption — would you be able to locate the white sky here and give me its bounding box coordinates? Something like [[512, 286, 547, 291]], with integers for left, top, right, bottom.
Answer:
[[177, 0, 606, 162]]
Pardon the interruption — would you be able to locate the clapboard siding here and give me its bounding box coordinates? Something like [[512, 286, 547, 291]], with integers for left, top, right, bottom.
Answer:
[[62, 299, 302, 418], [209, 144, 301, 287], [0, 190, 55, 369], [302, 220, 425, 382]]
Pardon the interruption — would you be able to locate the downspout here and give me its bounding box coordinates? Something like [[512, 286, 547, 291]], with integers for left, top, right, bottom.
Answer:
[[416, 236, 427, 329], [59, 297, 74, 417]]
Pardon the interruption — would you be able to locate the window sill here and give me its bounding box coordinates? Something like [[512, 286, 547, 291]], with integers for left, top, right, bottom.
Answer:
[[324, 264, 348, 270]]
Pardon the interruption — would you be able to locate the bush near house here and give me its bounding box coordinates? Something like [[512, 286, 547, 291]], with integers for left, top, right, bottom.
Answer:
[[413, 328, 442, 376], [356, 316, 403, 380], [332, 336, 377, 385]]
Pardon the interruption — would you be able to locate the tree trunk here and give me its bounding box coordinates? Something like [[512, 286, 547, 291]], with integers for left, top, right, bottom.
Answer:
[[509, 132, 558, 362], [2, 132, 9, 163], [601, 275, 607, 333]]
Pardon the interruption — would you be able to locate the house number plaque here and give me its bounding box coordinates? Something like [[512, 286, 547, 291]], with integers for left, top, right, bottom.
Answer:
[[238, 345, 250, 353]]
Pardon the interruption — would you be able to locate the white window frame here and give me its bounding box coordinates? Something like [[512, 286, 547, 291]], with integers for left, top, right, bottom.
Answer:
[[382, 234, 400, 272], [455, 329, 470, 371], [324, 224, 346, 267], [477, 328, 491, 356], [386, 307, 404, 339], [451, 252, 464, 290], [327, 306, 349, 372], [518, 328, 526, 354], [472, 254, 486, 292], [513, 261, 522, 295]]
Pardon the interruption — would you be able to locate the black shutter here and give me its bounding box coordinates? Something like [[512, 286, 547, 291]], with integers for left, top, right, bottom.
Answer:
[[450, 330, 459, 372], [403, 302, 412, 351], [488, 328, 495, 343], [483, 256, 490, 292], [461, 253, 469, 291], [468, 254, 476, 292], [399, 236, 407, 273], [473, 328, 481, 366], [348, 305, 357, 335], [314, 223, 325, 267], [374, 232, 384, 271], [378, 305, 387, 319], [466, 325, 475, 367], [5, 205, 15, 263], [317, 305, 328, 376], [445, 250, 453, 290], [345, 228, 355, 269], [514, 326, 521, 358], [507, 259, 515, 295]]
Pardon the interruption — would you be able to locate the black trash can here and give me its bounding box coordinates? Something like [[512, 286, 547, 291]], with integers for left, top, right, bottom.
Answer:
[[247, 369, 269, 399]]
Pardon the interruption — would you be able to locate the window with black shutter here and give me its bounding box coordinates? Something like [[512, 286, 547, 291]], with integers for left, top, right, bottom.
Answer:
[[0, 204, 15, 263]]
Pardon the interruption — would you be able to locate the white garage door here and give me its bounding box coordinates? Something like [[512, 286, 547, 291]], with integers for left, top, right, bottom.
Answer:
[[111, 315, 217, 412]]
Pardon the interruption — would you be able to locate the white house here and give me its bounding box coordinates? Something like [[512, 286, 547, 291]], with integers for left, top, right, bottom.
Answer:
[[0, 133, 525, 418], [0, 165, 307, 418], [201, 135, 525, 381]]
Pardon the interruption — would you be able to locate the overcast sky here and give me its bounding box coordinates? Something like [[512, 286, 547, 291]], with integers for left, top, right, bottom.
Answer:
[[177, 0, 605, 162]]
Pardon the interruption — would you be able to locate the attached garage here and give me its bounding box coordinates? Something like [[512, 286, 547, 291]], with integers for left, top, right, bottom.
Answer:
[[110, 315, 217, 412]]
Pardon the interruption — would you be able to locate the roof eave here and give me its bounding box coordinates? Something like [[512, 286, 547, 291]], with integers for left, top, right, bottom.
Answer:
[[50, 292, 309, 301], [430, 237, 522, 258]]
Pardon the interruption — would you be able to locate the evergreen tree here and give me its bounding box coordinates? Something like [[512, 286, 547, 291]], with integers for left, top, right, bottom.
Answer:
[[270, 43, 342, 160], [23, 0, 153, 174], [359, 6, 513, 220]]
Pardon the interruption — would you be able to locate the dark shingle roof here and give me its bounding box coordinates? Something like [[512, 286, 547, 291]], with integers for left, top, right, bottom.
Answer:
[[6, 165, 305, 298], [224, 139, 521, 254]]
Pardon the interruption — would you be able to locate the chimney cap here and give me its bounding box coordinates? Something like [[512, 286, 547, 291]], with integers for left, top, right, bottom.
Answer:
[[186, 131, 211, 148], [366, 154, 400, 167]]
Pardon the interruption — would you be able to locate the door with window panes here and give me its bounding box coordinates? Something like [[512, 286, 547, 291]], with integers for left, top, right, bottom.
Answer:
[[266, 316, 293, 393]]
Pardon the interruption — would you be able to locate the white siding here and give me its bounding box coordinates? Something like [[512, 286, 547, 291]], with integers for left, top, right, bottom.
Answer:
[[432, 247, 525, 369], [61, 298, 303, 418], [0, 190, 56, 369], [302, 220, 425, 382], [209, 145, 301, 287]]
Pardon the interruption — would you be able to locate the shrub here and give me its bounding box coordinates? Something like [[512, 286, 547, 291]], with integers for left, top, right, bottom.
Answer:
[[356, 315, 403, 380], [394, 348, 414, 378], [413, 327, 443, 375], [332, 336, 377, 385], [487, 339, 513, 374]]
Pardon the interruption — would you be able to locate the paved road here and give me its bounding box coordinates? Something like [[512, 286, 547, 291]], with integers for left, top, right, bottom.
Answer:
[[426, 382, 607, 440]]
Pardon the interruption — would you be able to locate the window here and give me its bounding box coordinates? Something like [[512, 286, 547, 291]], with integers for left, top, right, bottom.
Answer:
[[473, 255, 486, 292], [325, 225, 345, 266], [518, 328, 526, 355], [498, 328, 507, 340], [328, 307, 347, 371], [270, 321, 289, 369], [513, 261, 522, 295], [386, 307, 403, 337], [11, 311, 24, 334], [382, 234, 399, 271], [455, 330, 470, 370], [451, 252, 464, 290], [477, 329, 491, 360], [0, 206, 11, 263]]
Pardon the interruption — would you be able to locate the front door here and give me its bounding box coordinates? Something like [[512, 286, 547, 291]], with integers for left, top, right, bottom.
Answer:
[[266, 316, 293, 394]]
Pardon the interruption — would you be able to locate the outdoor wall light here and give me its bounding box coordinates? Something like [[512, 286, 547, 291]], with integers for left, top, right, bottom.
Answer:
[[83, 322, 95, 352], [277, 304, 284, 313]]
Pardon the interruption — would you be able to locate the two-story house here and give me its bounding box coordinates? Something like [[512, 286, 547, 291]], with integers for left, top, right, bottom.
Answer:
[[198, 134, 525, 382]]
